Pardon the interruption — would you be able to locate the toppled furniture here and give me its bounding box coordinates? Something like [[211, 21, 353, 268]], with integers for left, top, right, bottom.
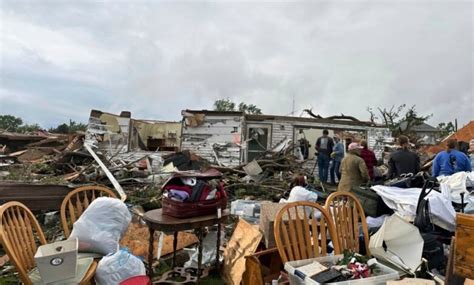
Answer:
[[60, 185, 117, 237], [0, 201, 97, 284], [0, 181, 74, 211], [454, 213, 474, 278], [325, 191, 370, 255], [274, 201, 341, 263], [242, 247, 284, 285], [143, 208, 229, 282]]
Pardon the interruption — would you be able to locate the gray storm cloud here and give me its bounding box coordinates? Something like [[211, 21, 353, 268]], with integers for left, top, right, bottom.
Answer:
[[0, 1, 472, 127]]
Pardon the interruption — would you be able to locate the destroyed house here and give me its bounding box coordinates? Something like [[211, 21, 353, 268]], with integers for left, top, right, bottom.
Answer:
[[85, 110, 182, 170], [181, 110, 391, 167]]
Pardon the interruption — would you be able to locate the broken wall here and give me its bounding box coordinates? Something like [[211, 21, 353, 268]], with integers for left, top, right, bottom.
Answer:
[[130, 120, 181, 152], [181, 112, 243, 167], [85, 110, 131, 155]]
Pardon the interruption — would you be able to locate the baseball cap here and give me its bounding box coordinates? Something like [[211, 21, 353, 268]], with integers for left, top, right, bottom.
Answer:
[[348, 142, 363, 151]]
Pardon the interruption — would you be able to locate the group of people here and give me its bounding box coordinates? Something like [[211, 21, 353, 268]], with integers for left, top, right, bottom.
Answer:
[[315, 129, 378, 191], [314, 130, 472, 192]]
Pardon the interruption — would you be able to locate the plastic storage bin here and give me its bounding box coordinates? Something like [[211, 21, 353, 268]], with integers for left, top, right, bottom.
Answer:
[[284, 255, 400, 285], [34, 238, 78, 283]]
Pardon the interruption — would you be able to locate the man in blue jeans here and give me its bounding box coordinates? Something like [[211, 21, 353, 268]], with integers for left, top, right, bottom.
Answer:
[[330, 136, 344, 184], [316, 129, 334, 183]]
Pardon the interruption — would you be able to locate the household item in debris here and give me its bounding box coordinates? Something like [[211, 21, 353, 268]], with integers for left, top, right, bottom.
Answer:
[[119, 275, 151, 285], [70, 197, 131, 255], [369, 214, 424, 274], [143, 208, 229, 283], [420, 233, 445, 271], [0, 201, 97, 285], [242, 248, 283, 285], [95, 249, 146, 285], [454, 213, 474, 279], [325, 191, 370, 255], [414, 179, 436, 233], [351, 184, 392, 217], [274, 201, 341, 263], [60, 185, 118, 238], [223, 219, 263, 285], [34, 239, 78, 283], [385, 173, 415, 188], [230, 199, 261, 224], [284, 255, 399, 285], [161, 169, 228, 218], [260, 202, 287, 248]]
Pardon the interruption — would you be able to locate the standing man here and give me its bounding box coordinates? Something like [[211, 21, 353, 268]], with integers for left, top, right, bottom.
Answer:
[[330, 136, 344, 184], [360, 140, 377, 181], [432, 139, 472, 177], [315, 129, 334, 183], [388, 135, 420, 178], [338, 142, 369, 192]]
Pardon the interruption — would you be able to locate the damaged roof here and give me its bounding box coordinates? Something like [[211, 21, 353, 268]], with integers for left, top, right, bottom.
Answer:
[[182, 109, 380, 127]]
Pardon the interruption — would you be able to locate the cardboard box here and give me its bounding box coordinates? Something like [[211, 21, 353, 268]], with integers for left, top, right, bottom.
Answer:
[[259, 202, 288, 248], [34, 239, 78, 283]]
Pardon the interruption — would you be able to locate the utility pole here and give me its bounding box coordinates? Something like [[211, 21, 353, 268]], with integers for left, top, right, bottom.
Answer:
[[291, 93, 295, 116]]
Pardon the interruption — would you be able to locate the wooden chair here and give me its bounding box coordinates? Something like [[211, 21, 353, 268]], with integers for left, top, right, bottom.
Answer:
[[0, 201, 97, 285], [61, 185, 117, 238], [273, 201, 341, 263], [324, 191, 370, 255]]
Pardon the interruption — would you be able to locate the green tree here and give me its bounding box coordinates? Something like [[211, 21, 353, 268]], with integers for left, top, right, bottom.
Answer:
[[213, 99, 262, 114], [367, 104, 432, 141], [213, 98, 236, 112], [49, 120, 87, 134], [17, 123, 41, 133], [238, 102, 262, 114], [0, 115, 23, 132], [437, 122, 455, 138]]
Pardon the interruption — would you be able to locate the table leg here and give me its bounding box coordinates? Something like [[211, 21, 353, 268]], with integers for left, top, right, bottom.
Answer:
[[216, 222, 221, 269], [197, 228, 204, 282], [148, 227, 155, 279], [172, 231, 178, 268]]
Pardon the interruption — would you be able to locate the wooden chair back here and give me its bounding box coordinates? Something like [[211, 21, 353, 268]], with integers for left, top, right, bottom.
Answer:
[[273, 201, 340, 263], [60, 185, 117, 237], [0, 201, 47, 285], [324, 191, 370, 255]]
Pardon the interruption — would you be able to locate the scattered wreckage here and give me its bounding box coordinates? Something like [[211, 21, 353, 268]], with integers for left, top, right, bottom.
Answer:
[[0, 112, 473, 284]]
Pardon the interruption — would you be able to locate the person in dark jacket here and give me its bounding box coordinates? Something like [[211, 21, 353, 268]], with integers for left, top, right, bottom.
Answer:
[[315, 129, 334, 183], [432, 139, 472, 177], [359, 139, 377, 180], [388, 135, 420, 178]]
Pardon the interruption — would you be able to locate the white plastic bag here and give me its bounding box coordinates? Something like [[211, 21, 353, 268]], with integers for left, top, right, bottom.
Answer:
[[95, 249, 146, 285], [70, 197, 131, 255]]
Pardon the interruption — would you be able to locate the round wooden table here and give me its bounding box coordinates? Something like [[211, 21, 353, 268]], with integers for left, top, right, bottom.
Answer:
[[143, 208, 230, 281]]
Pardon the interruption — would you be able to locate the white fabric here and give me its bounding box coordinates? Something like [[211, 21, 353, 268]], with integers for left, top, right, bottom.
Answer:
[[287, 186, 318, 203], [371, 185, 456, 232], [437, 172, 469, 203], [366, 215, 389, 229]]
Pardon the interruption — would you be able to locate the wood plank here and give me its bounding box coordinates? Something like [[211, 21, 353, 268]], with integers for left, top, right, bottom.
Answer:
[[223, 219, 263, 285], [455, 213, 474, 279], [0, 182, 74, 211]]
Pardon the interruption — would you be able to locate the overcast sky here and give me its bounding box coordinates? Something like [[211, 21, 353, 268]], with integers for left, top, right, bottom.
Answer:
[[1, 0, 473, 128]]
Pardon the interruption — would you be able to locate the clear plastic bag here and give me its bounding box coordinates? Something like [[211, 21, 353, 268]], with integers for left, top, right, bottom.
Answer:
[[70, 197, 131, 255], [95, 249, 146, 285]]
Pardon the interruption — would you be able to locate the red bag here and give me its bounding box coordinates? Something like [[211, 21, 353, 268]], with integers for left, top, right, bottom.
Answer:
[[161, 169, 227, 218]]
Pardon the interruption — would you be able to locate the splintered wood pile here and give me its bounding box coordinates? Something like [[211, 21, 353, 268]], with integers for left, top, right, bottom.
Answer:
[[214, 152, 309, 200]]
